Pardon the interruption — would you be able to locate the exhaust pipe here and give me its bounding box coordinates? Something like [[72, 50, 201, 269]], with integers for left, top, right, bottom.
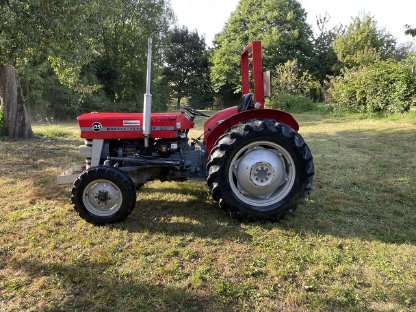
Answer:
[[143, 37, 153, 148]]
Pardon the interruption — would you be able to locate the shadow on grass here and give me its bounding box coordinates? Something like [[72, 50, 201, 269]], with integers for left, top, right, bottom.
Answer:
[[114, 184, 253, 242], [9, 258, 229, 312]]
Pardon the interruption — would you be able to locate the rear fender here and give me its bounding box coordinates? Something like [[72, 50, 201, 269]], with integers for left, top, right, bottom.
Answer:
[[203, 107, 299, 155]]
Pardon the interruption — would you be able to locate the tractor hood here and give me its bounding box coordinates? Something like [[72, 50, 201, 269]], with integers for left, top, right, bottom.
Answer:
[[78, 112, 194, 140]]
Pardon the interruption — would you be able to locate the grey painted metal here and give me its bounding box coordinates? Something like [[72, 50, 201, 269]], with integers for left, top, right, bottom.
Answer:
[[80, 126, 142, 132], [82, 179, 122, 217], [263, 70, 271, 97], [236, 148, 285, 196], [91, 139, 104, 167], [57, 164, 85, 184], [79, 145, 92, 158], [228, 141, 296, 207], [143, 37, 153, 147]]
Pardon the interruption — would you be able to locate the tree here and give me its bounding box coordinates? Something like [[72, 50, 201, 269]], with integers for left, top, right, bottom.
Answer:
[[210, 0, 313, 104], [0, 0, 174, 137], [333, 15, 397, 68], [0, 0, 101, 137], [310, 15, 341, 83], [0, 66, 32, 138], [405, 25, 416, 37], [163, 26, 213, 109], [92, 0, 173, 112]]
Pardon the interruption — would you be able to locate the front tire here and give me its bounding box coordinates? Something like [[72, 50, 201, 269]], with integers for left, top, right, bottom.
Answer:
[[71, 166, 136, 224], [207, 119, 314, 221]]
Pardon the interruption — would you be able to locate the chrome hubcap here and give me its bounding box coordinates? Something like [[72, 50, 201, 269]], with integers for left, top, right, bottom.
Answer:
[[82, 180, 122, 216], [229, 141, 296, 207]]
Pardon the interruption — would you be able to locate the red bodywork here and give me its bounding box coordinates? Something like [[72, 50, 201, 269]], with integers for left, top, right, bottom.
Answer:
[[78, 112, 194, 140], [203, 107, 299, 154], [241, 41, 265, 107]]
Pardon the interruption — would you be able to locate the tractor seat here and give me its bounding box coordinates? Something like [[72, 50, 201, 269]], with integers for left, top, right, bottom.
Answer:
[[238, 93, 254, 112]]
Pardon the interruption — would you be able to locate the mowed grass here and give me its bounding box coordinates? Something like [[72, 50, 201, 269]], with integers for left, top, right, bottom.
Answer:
[[0, 112, 415, 311]]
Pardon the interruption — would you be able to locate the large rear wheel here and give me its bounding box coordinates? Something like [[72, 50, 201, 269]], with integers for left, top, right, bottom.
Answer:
[[207, 119, 314, 221]]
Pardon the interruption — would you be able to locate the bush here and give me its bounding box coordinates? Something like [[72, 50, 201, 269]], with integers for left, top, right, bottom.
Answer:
[[327, 57, 416, 114], [0, 106, 7, 136], [273, 60, 323, 101], [267, 93, 316, 113]]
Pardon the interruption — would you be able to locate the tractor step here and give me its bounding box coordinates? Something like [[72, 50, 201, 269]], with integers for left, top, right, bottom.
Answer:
[[57, 164, 86, 185]]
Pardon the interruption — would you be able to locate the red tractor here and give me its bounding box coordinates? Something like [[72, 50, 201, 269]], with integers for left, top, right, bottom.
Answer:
[[59, 40, 314, 224]]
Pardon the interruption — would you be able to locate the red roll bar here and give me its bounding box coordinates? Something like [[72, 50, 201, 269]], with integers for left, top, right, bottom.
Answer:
[[240, 41, 265, 108]]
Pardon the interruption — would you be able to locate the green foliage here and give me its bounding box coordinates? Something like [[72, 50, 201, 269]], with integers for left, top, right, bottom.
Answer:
[[310, 15, 342, 82], [35, 126, 73, 139], [327, 56, 416, 114], [0, 106, 7, 136], [268, 59, 321, 113], [272, 60, 322, 101], [333, 15, 397, 68], [405, 25, 416, 37], [92, 0, 173, 111], [26, 65, 84, 120], [163, 27, 213, 109], [0, 0, 174, 118], [268, 93, 316, 113], [0, 1, 101, 74], [210, 0, 313, 102]]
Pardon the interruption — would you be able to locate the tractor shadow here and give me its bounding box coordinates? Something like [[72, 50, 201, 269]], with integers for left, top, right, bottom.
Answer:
[[115, 183, 253, 242]]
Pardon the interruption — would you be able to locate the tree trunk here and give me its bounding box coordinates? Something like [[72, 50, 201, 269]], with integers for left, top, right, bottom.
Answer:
[[177, 97, 181, 110], [0, 65, 32, 139]]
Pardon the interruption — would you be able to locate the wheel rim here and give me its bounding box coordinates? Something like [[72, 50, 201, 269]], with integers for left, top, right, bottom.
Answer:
[[228, 141, 296, 208], [82, 179, 122, 217]]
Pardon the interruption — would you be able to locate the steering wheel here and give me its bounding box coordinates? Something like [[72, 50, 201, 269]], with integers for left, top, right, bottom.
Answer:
[[180, 105, 210, 118]]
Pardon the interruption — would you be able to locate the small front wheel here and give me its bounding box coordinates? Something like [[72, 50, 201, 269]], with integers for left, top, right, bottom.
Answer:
[[71, 166, 136, 224]]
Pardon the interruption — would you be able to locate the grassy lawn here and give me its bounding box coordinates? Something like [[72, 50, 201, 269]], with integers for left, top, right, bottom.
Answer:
[[0, 112, 415, 311]]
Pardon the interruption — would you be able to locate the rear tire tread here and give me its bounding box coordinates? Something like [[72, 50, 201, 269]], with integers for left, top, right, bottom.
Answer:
[[207, 119, 314, 221]]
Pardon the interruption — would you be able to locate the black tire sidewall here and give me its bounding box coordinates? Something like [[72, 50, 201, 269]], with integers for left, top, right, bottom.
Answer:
[[72, 167, 136, 224]]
